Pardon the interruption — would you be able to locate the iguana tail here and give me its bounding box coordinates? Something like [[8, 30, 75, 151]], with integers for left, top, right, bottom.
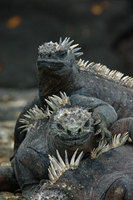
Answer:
[[0, 166, 19, 192]]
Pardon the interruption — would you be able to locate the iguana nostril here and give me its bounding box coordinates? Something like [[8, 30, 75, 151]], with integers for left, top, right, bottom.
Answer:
[[67, 130, 71, 135], [48, 53, 51, 57]]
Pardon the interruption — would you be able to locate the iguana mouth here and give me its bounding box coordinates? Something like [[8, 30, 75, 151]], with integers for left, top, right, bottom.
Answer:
[[56, 131, 92, 147], [37, 60, 64, 70], [58, 131, 90, 141]]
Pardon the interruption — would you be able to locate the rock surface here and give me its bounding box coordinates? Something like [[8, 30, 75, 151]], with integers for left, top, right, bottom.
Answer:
[[0, 89, 36, 199]]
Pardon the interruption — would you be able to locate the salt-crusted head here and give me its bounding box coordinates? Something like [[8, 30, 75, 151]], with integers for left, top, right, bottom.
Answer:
[[47, 105, 96, 159], [37, 37, 83, 71], [53, 107, 93, 136], [19, 92, 98, 157]]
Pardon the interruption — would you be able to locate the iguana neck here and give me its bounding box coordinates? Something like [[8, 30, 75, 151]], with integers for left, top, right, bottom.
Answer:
[[38, 66, 79, 105]]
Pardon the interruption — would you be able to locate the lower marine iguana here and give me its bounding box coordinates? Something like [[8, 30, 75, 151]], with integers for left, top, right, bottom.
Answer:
[[0, 93, 133, 200], [11, 93, 118, 197]]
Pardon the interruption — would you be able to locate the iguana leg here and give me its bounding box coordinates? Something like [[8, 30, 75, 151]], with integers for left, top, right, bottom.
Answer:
[[110, 117, 133, 142], [70, 94, 117, 141], [14, 144, 49, 191], [104, 176, 133, 200], [92, 105, 117, 141]]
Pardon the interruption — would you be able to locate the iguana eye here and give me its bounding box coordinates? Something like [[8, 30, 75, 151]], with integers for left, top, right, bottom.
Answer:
[[58, 50, 67, 58], [84, 120, 90, 127], [57, 123, 64, 131]]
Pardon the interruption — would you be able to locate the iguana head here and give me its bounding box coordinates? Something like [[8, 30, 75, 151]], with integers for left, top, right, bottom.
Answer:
[[47, 106, 97, 157], [37, 37, 83, 73], [20, 93, 98, 158]]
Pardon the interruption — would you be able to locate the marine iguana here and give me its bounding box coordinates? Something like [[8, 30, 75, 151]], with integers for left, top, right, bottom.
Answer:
[[12, 93, 118, 196], [14, 37, 133, 155], [1, 93, 132, 200]]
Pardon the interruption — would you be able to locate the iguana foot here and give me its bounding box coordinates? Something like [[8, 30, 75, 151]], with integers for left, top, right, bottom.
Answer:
[[93, 114, 112, 142]]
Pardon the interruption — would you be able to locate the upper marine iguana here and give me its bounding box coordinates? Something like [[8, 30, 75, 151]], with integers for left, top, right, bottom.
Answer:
[[14, 37, 133, 154]]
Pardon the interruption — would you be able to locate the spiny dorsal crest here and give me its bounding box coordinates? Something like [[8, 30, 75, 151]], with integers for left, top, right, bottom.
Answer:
[[91, 132, 129, 159], [78, 58, 133, 88], [48, 149, 83, 184], [38, 37, 83, 57], [19, 93, 70, 133], [19, 105, 50, 133], [45, 92, 71, 112]]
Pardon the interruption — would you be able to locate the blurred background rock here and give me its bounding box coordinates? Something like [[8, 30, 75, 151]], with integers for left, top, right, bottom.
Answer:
[[0, 0, 132, 88]]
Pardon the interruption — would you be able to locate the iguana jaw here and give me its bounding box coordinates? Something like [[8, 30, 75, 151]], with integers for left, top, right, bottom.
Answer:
[[58, 130, 91, 141], [37, 59, 64, 70], [56, 130, 93, 146], [47, 128, 96, 158]]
